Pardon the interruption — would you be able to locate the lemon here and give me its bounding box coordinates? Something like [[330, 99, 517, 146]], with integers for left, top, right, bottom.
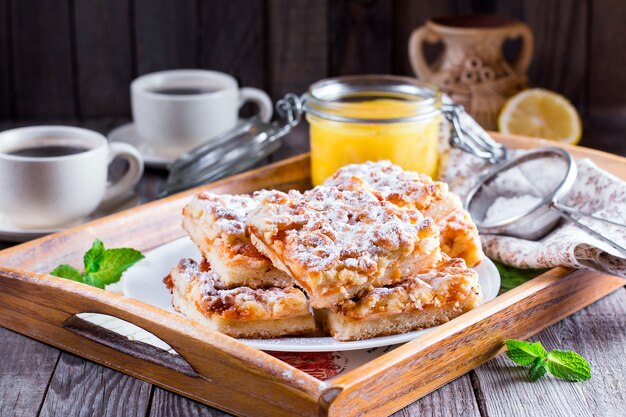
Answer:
[[498, 88, 582, 145]]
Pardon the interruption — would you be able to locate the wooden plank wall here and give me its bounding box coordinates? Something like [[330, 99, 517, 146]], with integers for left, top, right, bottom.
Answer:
[[0, 0, 623, 121]]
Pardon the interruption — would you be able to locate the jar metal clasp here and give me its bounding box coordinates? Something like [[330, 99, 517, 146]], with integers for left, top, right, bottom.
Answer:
[[442, 103, 508, 163]]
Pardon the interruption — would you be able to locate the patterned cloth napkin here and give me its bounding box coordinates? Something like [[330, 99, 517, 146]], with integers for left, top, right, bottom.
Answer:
[[438, 115, 626, 278]]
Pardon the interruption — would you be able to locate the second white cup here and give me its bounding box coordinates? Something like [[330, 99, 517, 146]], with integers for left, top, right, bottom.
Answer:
[[131, 69, 273, 155]]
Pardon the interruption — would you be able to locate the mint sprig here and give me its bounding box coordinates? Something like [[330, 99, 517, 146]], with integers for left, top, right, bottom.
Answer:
[[545, 350, 592, 382], [51, 239, 144, 289], [505, 339, 591, 382]]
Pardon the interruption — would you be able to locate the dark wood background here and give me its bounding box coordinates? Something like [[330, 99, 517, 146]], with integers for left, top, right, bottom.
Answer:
[[0, 0, 624, 155]]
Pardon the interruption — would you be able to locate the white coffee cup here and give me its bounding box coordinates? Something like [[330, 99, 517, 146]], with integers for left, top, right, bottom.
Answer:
[[0, 126, 144, 229], [131, 69, 273, 155]]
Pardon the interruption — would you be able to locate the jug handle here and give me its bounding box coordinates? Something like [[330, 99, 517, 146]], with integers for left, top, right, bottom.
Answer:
[[409, 26, 440, 80], [507, 22, 534, 75]]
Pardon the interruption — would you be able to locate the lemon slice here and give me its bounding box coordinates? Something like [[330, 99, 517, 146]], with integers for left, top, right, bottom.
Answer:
[[498, 88, 582, 145]]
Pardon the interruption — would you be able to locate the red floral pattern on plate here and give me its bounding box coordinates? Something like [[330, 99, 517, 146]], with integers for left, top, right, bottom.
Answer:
[[267, 351, 348, 380]]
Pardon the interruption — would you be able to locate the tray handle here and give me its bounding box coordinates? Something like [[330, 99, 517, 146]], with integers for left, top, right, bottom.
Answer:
[[63, 313, 197, 376], [0, 268, 325, 401]]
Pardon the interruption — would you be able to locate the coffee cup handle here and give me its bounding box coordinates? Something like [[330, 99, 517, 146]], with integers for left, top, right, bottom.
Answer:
[[103, 142, 144, 204], [239, 87, 273, 122]]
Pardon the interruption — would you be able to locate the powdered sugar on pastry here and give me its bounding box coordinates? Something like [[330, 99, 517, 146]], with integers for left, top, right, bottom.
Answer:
[[336, 257, 481, 318], [190, 192, 258, 242], [325, 160, 448, 211], [182, 192, 293, 288], [164, 258, 315, 338], [325, 160, 484, 267], [314, 256, 482, 341], [248, 186, 441, 308]]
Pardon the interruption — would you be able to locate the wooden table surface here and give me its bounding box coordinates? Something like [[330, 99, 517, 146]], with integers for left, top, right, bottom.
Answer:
[[0, 118, 624, 417]]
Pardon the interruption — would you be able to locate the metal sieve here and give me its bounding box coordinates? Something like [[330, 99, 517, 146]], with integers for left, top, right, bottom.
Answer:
[[464, 147, 626, 255]]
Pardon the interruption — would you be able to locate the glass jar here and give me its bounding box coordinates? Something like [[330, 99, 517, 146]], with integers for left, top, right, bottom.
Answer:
[[305, 75, 442, 185]]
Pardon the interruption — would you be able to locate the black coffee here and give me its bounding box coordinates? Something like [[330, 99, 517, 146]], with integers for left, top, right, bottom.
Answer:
[[150, 87, 217, 95], [7, 145, 89, 158]]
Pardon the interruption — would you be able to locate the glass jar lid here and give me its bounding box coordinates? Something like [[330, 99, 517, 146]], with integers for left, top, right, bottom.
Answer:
[[305, 75, 442, 124]]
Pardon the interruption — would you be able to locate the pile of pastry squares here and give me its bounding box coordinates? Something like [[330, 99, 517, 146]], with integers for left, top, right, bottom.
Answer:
[[164, 161, 484, 341]]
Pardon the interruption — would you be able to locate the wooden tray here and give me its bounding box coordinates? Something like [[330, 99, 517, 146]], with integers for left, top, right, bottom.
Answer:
[[0, 134, 624, 417]]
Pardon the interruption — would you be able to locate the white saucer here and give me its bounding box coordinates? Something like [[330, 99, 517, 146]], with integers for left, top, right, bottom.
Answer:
[[122, 237, 501, 352], [108, 123, 180, 169], [0, 192, 140, 243]]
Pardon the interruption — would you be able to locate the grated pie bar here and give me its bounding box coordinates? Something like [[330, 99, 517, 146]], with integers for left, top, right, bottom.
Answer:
[[248, 186, 442, 309], [164, 258, 316, 339], [314, 256, 482, 341], [324, 160, 484, 267], [182, 192, 293, 288]]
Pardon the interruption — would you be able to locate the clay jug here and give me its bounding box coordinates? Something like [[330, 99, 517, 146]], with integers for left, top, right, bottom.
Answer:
[[409, 14, 533, 129]]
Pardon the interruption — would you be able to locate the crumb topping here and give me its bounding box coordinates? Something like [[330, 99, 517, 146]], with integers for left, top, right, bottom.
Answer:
[[192, 192, 258, 238], [325, 160, 484, 267], [251, 186, 435, 274], [325, 160, 448, 211], [337, 257, 481, 318], [169, 258, 308, 320]]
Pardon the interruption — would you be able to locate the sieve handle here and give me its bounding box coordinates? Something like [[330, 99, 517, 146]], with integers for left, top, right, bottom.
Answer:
[[550, 202, 626, 256]]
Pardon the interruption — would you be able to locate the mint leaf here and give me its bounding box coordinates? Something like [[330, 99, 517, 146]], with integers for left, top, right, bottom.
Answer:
[[85, 248, 144, 288], [50, 264, 83, 282], [84, 239, 105, 274], [546, 350, 591, 382], [529, 357, 547, 381], [506, 339, 548, 366], [52, 239, 144, 289], [83, 272, 106, 289], [504, 339, 591, 383]]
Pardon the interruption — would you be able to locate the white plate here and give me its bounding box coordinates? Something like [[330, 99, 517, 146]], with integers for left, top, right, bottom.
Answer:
[[0, 193, 140, 243], [123, 237, 500, 352]]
